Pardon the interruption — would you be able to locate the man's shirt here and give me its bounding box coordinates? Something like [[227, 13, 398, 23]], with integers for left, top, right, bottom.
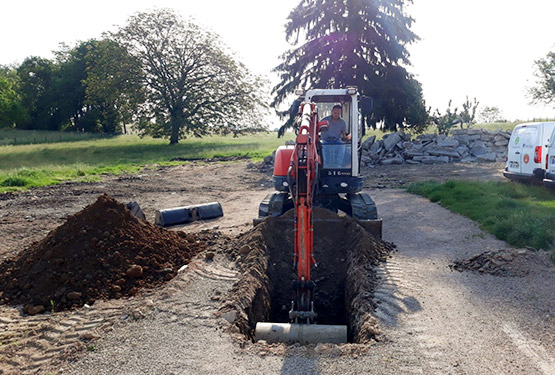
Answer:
[[320, 116, 347, 141]]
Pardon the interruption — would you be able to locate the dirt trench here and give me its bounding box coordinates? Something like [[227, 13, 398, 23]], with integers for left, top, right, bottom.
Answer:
[[220, 208, 394, 343]]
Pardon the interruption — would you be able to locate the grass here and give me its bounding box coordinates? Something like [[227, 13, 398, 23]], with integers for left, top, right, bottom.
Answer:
[[0, 131, 295, 193], [0, 128, 113, 146], [407, 180, 555, 260]]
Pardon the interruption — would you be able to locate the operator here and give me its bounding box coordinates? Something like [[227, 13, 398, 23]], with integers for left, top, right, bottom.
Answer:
[[320, 104, 351, 143]]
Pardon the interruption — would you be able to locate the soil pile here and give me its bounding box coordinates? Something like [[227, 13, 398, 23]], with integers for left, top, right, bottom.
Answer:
[[451, 248, 537, 277], [220, 208, 395, 344], [0, 194, 205, 313]]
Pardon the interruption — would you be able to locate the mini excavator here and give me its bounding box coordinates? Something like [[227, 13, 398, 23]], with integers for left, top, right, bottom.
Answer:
[[255, 87, 381, 344]]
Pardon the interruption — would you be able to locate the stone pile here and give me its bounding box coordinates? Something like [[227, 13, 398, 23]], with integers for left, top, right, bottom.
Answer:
[[361, 128, 512, 166], [247, 155, 275, 172]]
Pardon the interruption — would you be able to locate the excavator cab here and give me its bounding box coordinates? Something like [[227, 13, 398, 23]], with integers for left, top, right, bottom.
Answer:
[[259, 87, 379, 225], [317, 102, 353, 170], [306, 89, 361, 195]]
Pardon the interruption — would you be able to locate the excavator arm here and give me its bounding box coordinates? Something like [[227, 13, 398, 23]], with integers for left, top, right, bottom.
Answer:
[[288, 102, 327, 323]]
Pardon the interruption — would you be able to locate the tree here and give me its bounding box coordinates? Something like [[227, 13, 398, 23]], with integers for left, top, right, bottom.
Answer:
[[0, 67, 25, 128], [433, 100, 459, 135], [529, 51, 555, 106], [83, 39, 145, 134], [15, 47, 94, 132], [459, 96, 479, 128], [113, 9, 266, 144], [54, 41, 95, 132], [15, 57, 61, 130], [273, 0, 427, 132], [479, 106, 504, 123]]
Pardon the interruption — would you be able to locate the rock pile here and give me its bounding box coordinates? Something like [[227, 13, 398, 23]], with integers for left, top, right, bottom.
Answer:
[[0, 194, 206, 313], [361, 128, 512, 166], [247, 155, 275, 172]]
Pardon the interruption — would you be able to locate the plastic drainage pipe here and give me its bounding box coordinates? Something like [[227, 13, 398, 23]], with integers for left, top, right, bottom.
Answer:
[[155, 202, 223, 227], [195, 202, 224, 220], [255, 322, 347, 344]]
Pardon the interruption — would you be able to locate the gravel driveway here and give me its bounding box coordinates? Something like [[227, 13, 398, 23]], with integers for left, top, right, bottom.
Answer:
[[0, 161, 553, 375]]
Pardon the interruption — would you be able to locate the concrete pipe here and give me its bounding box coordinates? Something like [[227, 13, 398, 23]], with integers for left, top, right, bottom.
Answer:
[[255, 322, 347, 344]]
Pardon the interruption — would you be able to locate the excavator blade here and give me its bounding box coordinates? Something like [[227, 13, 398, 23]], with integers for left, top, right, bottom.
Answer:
[[255, 322, 347, 344]]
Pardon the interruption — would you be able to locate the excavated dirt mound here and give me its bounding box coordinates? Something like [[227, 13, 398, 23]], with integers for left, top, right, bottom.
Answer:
[[450, 248, 543, 277], [0, 194, 205, 313], [219, 208, 394, 344]]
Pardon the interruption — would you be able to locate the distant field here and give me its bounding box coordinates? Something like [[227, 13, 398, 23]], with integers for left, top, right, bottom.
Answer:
[[0, 129, 113, 146], [0, 132, 295, 192], [408, 180, 555, 260]]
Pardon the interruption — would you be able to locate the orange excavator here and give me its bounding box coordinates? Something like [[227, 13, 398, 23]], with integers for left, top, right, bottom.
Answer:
[[255, 87, 381, 344]]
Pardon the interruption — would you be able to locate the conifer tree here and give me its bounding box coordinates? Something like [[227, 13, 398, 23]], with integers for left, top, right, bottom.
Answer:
[[274, 0, 428, 131]]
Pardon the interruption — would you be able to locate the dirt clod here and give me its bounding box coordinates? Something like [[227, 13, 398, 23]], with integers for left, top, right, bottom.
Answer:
[[451, 248, 541, 277], [0, 194, 206, 312], [126, 265, 144, 278], [67, 291, 82, 300]]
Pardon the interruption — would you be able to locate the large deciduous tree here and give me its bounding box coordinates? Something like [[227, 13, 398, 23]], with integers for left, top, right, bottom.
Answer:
[[113, 9, 266, 144], [529, 51, 555, 106], [274, 0, 428, 132]]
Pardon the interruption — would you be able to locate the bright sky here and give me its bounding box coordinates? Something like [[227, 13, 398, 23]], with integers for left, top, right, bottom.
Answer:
[[1, 0, 554, 123]]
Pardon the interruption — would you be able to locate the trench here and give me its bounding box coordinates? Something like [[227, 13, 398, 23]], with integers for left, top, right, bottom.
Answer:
[[220, 208, 393, 344]]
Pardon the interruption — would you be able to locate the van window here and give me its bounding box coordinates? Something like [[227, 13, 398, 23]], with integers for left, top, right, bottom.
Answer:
[[512, 126, 537, 148], [515, 126, 537, 136]]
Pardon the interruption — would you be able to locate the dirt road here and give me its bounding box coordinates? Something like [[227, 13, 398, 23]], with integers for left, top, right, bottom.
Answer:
[[1, 160, 553, 374]]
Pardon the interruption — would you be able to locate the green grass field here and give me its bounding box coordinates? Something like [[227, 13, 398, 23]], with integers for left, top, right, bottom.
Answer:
[[407, 180, 555, 259], [0, 132, 295, 192]]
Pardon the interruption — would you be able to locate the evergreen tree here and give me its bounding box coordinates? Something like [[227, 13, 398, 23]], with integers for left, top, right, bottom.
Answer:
[[274, 0, 428, 132]]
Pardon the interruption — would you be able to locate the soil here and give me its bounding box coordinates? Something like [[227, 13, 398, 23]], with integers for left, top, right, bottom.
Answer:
[[0, 194, 206, 313], [0, 159, 553, 375], [450, 247, 550, 277]]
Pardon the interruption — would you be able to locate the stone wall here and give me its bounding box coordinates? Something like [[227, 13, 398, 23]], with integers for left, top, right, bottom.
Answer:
[[361, 128, 512, 166]]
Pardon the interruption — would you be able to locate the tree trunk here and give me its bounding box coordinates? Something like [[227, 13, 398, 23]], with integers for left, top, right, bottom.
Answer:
[[169, 112, 182, 145]]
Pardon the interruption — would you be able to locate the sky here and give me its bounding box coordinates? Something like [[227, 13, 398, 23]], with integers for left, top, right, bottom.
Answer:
[[1, 0, 554, 123]]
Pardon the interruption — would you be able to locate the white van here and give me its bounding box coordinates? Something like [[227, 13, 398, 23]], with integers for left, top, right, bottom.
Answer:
[[503, 121, 555, 183], [543, 126, 555, 189]]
